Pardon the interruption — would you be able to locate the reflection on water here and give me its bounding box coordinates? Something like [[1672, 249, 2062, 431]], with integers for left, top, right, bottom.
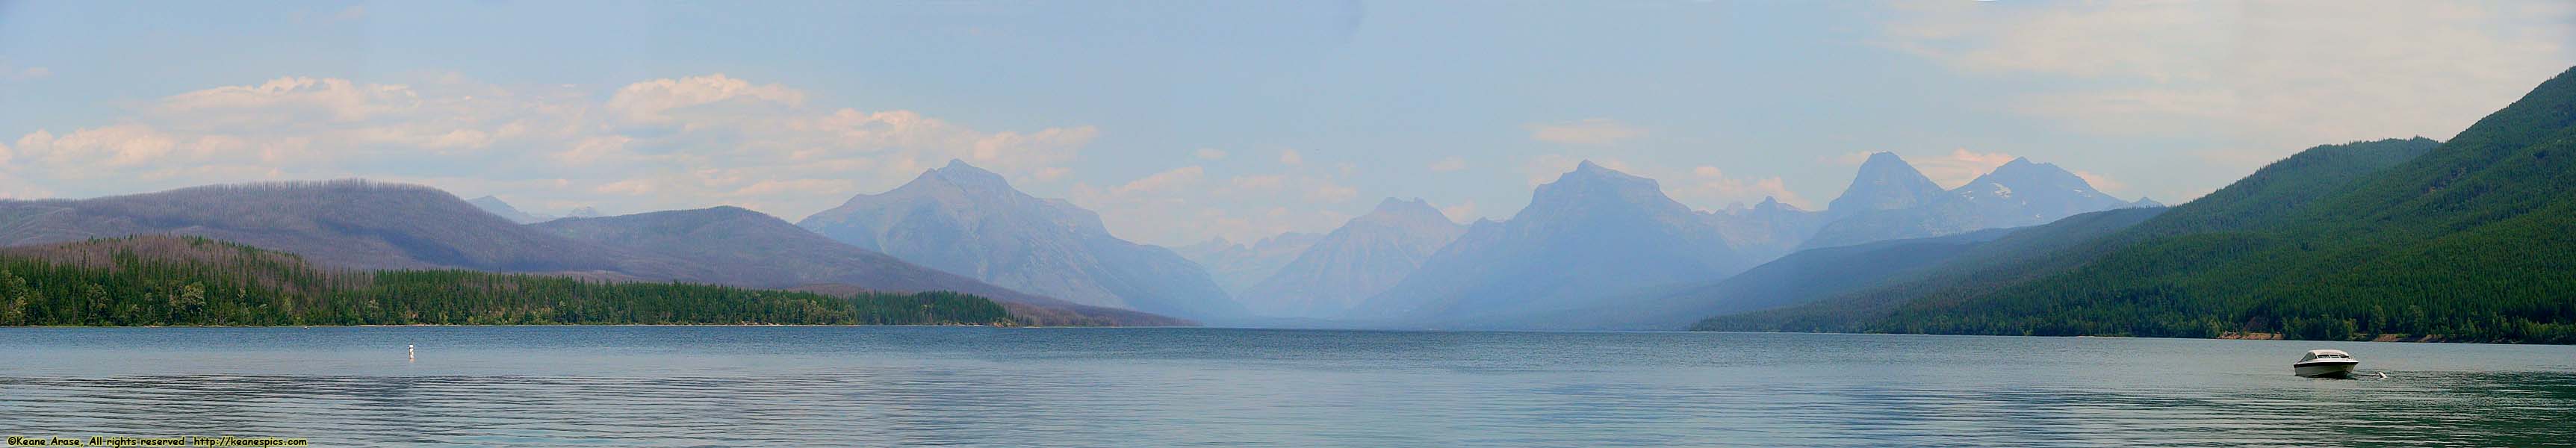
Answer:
[[2, 327, 2572, 447]]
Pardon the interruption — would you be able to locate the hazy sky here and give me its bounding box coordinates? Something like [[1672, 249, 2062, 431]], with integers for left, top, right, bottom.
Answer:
[[1, 1, 2571, 246]]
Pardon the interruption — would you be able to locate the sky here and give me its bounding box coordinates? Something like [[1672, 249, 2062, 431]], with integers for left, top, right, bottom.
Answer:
[[1, 1, 2571, 246]]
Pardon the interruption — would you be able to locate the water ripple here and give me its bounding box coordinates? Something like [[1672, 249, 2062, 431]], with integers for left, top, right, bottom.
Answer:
[[1, 328, 2572, 447]]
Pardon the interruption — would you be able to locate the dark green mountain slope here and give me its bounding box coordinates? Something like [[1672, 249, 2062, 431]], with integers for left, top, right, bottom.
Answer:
[[1696, 206, 2168, 332], [1701, 137, 2440, 335], [1707, 67, 2576, 343], [1866, 69, 2576, 343]]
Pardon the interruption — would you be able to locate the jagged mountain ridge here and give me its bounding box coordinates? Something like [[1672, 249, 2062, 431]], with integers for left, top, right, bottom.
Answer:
[[1350, 162, 1751, 327], [1238, 198, 1465, 319], [796, 160, 1245, 321], [1174, 232, 1322, 298]]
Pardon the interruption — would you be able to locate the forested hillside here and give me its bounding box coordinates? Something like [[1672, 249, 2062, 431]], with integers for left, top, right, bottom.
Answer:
[[0, 236, 1015, 326], [1699, 66, 2576, 344], [1863, 70, 2576, 343]]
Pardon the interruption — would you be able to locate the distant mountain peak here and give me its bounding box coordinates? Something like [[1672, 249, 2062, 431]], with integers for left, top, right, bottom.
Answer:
[[797, 161, 1244, 320], [923, 159, 1012, 190], [465, 195, 550, 224], [1356, 197, 1457, 227], [697, 205, 765, 217], [1986, 157, 2065, 176], [1828, 152, 1948, 213], [1964, 157, 2091, 192], [1551, 161, 1650, 184], [1374, 196, 1432, 211], [1752, 196, 1803, 212], [1528, 161, 1677, 214]]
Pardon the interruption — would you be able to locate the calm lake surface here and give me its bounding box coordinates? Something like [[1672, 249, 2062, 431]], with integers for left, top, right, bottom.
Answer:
[[2, 327, 2572, 447]]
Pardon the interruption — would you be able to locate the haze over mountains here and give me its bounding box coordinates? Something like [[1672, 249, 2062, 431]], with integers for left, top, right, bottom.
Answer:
[[1801, 154, 2147, 249], [1690, 66, 2576, 343], [797, 161, 1244, 322], [0, 181, 642, 273], [1817, 67, 2576, 340], [529, 206, 1182, 326], [1351, 161, 1757, 326], [0, 181, 1179, 326], [1237, 198, 1465, 319], [1174, 232, 1321, 299], [467, 196, 552, 225], [6, 62, 2565, 340], [0, 140, 2158, 330], [1826, 152, 1951, 215]]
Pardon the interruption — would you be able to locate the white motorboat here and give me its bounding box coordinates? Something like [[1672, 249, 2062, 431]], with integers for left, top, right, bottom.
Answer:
[[2294, 349, 2359, 379]]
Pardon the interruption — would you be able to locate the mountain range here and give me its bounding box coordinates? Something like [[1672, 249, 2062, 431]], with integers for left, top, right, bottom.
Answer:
[[797, 161, 1245, 322], [467, 196, 553, 224], [1350, 161, 1754, 326], [1801, 154, 2143, 249], [1235, 198, 1465, 319], [0, 154, 2150, 331], [1761, 65, 2576, 343], [534, 206, 1185, 326], [0, 181, 1180, 326], [1173, 232, 1321, 299], [12, 64, 2564, 340]]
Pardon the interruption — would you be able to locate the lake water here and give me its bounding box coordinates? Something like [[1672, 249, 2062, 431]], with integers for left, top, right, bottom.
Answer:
[[2, 327, 2572, 447]]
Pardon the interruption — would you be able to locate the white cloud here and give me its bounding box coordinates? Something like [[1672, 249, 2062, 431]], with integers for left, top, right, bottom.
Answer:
[[1906, 149, 2019, 188], [1428, 156, 1467, 172], [1111, 166, 1205, 194], [0, 57, 50, 81], [1672, 166, 1814, 211], [328, 6, 366, 22], [1527, 118, 1646, 146], [1438, 200, 1480, 223], [1195, 148, 1227, 160], [1067, 164, 1366, 245], [1819, 151, 1874, 166], [7, 73, 1096, 221], [1277, 149, 1304, 165], [553, 135, 635, 165], [606, 73, 806, 125], [1230, 175, 1285, 190], [1882, 0, 2576, 162], [155, 77, 413, 124], [594, 178, 657, 196], [1304, 182, 1358, 203], [2073, 170, 2127, 194], [1030, 167, 1071, 182]]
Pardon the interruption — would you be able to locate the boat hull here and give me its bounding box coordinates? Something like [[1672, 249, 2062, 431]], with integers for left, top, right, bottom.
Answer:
[[2294, 361, 2358, 379]]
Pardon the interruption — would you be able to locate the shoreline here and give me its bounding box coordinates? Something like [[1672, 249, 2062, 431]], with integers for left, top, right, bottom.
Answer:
[[0, 323, 1053, 329], [0, 326, 2523, 343]]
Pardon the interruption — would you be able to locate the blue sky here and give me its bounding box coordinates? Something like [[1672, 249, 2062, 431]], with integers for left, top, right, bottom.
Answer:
[[2, 1, 2572, 246]]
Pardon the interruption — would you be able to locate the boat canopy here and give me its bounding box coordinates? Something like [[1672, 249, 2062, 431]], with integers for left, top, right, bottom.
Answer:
[[2300, 349, 2352, 361]]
